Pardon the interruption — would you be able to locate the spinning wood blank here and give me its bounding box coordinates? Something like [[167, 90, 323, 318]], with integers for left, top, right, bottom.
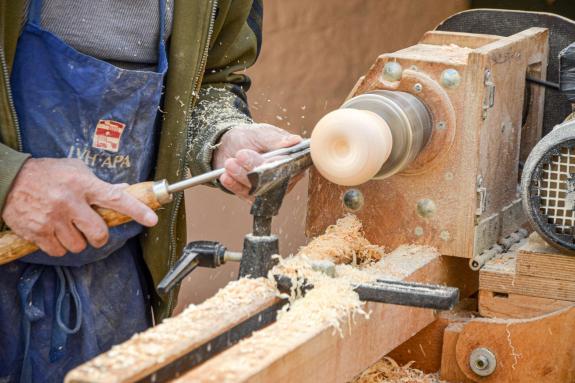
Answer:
[[310, 109, 393, 186]]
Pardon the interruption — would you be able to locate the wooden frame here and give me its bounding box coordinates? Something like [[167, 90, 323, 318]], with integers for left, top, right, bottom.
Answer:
[[307, 28, 549, 260]]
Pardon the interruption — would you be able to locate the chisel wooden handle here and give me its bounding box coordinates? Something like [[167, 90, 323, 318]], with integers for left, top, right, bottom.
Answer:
[[0, 181, 163, 265]]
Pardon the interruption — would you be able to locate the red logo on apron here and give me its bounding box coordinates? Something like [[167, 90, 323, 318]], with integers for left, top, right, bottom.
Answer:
[[92, 120, 126, 153]]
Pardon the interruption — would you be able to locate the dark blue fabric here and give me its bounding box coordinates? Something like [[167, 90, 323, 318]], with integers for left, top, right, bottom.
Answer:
[[1, 0, 167, 381]]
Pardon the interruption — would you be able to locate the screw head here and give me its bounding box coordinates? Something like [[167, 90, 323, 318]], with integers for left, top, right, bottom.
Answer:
[[343, 189, 364, 212], [440, 230, 451, 241], [414, 226, 424, 237], [416, 199, 436, 218], [436, 121, 446, 130], [382, 62, 403, 82], [469, 348, 497, 376], [413, 83, 423, 93], [441, 68, 462, 89]]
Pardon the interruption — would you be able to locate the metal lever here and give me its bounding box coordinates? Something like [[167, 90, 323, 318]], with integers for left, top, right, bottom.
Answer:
[[274, 275, 459, 311], [157, 241, 242, 295]]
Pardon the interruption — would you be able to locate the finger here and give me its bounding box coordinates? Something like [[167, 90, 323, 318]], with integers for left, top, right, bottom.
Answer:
[[236, 149, 265, 171], [224, 158, 251, 188], [54, 220, 87, 254], [34, 234, 67, 257], [88, 182, 158, 227], [220, 173, 250, 199], [72, 205, 110, 248], [248, 124, 302, 152]]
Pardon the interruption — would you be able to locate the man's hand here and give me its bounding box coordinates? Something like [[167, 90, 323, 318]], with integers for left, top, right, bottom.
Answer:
[[2, 158, 158, 257], [213, 124, 303, 199]]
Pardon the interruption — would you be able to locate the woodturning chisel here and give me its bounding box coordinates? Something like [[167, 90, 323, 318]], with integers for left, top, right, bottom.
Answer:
[[0, 139, 310, 265]]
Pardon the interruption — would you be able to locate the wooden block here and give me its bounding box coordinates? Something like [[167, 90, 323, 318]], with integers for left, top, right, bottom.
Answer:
[[479, 290, 574, 319], [517, 233, 575, 282], [420, 30, 502, 48], [480, 251, 575, 302], [386, 299, 476, 373], [454, 306, 575, 382], [173, 256, 476, 383], [440, 323, 475, 383]]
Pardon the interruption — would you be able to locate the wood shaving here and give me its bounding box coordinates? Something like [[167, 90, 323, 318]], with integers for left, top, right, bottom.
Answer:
[[298, 214, 384, 264], [66, 278, 278, 382], [352, 357, 445, 383]]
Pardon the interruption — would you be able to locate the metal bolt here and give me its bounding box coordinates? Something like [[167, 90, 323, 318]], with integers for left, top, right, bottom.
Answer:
[[440, 68, 461, 89], [440, 230, 451, 241], [414, 226, 424, 237], [444, 172, 454, 181], [469, 348, 497, 376], [343, 189, 364, 212], [410, 65, 419, 71], [436, 121, 446, 130], [416, 199, 436, 218], [382, 62, 403, 82], [413, 83, 423, 93]]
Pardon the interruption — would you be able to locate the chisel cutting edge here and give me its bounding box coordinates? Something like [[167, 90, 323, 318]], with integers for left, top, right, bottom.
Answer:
[[0, 139, 311, 265]]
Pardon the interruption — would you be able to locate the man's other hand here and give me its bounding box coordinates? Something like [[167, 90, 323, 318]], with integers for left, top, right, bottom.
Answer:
[[213, 124, 304, 200], [1, 158, 158, 256]]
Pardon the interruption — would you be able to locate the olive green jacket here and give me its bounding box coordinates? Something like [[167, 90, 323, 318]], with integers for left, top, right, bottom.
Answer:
[[0, 0, 263, 321]]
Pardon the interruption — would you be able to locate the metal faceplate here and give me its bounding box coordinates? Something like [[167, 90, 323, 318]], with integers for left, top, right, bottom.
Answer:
[[522, 120, 575, 253]]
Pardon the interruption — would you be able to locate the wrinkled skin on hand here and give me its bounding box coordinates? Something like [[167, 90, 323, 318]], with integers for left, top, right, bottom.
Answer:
[[2, 158, 158, 256], [213, 123, 304, 200]]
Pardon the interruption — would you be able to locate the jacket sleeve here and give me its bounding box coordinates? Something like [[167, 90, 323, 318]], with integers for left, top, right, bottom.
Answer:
[[0, 143, 30, 225], [187, 0, 263, 177]]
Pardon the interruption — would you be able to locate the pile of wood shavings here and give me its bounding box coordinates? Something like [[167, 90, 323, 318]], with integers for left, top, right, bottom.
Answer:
[[352, 357, 445, 383], [298, 214, 385, 264], [69, 278, 277, 379]]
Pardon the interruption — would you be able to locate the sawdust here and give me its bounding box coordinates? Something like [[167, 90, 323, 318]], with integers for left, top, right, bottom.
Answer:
[[352, 357, 445, 383], [173, 216, 440, 382], [66, 278, 278, 382], [69, 214, 441, 383], [298, 214, 385, 264]]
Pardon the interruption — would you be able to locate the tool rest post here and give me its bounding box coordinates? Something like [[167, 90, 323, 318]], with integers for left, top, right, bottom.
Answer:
[[239, 179, 290, 278]]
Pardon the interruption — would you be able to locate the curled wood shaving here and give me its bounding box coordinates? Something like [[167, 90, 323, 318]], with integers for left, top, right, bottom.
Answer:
[[352, 357, 445, 383], [298, 214, 384, 264]]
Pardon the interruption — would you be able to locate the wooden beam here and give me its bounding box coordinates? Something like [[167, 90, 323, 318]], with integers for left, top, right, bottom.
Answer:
[[479, 290, 573, 319], [517, 233, 575, 282], [65, 278, 279, 383], [420, 30, 502, 48], [173, 255, 476, 383], [480, 250, 575, 301]]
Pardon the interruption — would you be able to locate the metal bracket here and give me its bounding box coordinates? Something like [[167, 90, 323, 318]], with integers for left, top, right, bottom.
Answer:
[[470, 228, 528, 271], [476, 175, 487, 218], [482, 69, 496, 120]]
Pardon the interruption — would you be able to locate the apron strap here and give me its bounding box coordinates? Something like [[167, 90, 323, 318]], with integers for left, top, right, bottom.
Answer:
[[16, 264, 83, 381], [159, 0, 166, 47], [28, 0, 43, 26], [17, 264, 47, 383], [50, 266, 82, 362], [157, 0, 168, 73]]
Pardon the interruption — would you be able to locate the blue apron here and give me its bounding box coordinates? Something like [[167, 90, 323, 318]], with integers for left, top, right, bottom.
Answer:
[[0, 0, 168, 381]]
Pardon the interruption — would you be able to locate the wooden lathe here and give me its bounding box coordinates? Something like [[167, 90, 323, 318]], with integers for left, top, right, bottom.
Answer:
[[66, 9, 575, 383]]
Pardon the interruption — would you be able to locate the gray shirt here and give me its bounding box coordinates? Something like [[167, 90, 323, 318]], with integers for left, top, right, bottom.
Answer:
[[29, 0, 174, 70]]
